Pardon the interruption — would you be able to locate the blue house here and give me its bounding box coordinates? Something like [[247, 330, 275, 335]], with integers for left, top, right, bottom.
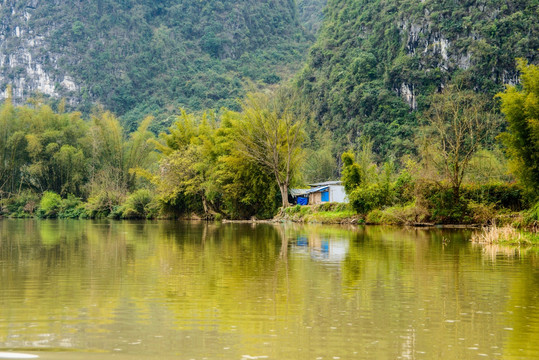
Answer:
[[290, 181, 348, 205]]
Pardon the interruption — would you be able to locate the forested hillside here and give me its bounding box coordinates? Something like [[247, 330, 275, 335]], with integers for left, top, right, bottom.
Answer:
[[295, 0, 539, 157], [0, 0, 321, 129]]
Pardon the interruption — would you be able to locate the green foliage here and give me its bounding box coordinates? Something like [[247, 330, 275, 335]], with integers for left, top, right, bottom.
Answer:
[[0, 190, 39, 218], [420, 85, 501, 199], [0, 100, 155, 209], [498, 60, 539, 199], [349, 185, 385, 214], [341, 152, 362, 194], [230, 89, 306, 208], [120, 189, 159, 219], [147, 103, 286, 219], [462, 183, 525, 211], [282, 202, 356, 223], [524, 202, 539, 226], [38, 191, 63, 218], [295, 0, 538, 157], [393, 170, 415, 205], [0, 98, 90, 197], [418, 182, 469, 224], [367, 202, 430, 225], [2, 0, 318, 126], [85, 190, 125, 219], [302, 128, 339, 183], [58, 194, 85, 219]]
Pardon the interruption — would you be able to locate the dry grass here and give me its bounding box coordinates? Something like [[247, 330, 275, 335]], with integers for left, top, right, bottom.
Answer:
[[471, 224, 537, 246]]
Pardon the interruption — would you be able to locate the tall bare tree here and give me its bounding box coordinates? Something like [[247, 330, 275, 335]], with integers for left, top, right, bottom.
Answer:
[[421, 85, 501, 199]]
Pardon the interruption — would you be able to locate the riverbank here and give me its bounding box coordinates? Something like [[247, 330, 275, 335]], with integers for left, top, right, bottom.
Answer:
[[274, 202, 539, 247], [276, 202, 504, 227]]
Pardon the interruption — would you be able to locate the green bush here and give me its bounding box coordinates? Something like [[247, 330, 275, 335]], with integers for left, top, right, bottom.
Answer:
[[38, 191, 63, 218], [462, 183, 525, 211], [366, 202, 430, 225], [524, 202, 539, 226], [121, 189, 158, 219], [1, 191, 40, 217], [394, 170, 415, 205], [415, 182, 469, 224], [467, 201, 497, 225], [58, 194, 85, 218], [285, 204, 302, 215], [365, 209, 385, 224], [85, 190, 125, 218], [349, 185, 383, 214]]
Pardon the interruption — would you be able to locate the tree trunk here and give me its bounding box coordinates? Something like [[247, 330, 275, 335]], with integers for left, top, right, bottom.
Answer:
[[279, 183, 290, 208]]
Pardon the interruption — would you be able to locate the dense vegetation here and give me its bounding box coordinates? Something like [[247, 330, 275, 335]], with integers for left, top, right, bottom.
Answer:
[[333, 62, 538, 226], [1, 0, 320, 130], [1, 64, 538, 224], [295, 0, 539, 157], [0, 0, 538, 227]]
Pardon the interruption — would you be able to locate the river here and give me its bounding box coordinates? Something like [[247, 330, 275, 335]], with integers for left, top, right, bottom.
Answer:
[[0, 220, 538, 359]]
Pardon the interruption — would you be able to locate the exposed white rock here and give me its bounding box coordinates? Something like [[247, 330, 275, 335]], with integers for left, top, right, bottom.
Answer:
[[0, 1, 67, 103], [400, 83, 417, 110], [457, 52, 471, 70], [502, 70, 519, 86], [62, 76, 77, 92], [440, 38, 449, 61]]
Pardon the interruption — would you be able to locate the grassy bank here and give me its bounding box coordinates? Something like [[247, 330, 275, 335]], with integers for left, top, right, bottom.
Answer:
[[278, 203, 362, 224]]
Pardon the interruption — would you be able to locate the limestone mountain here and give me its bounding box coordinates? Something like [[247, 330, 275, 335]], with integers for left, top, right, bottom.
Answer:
[[0, 0, 320, 128], [295, 0, 538, 156]]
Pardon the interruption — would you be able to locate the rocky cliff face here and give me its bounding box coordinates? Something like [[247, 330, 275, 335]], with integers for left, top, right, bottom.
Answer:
[[0, 0, 77, 102], [0, 0, 320, 121]]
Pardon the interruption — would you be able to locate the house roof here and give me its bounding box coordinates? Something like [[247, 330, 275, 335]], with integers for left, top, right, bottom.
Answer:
[[290, 188, 310, 197], [308, 180, 342, 187], [290, 186, 329, 197]]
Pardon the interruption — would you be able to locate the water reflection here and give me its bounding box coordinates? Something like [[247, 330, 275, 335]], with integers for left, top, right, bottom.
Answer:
[[0, 220, 538, 359]]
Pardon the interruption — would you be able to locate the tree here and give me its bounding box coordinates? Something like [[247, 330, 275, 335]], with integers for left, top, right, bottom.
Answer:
[[420, 85, 501, 200], [216, 113, 280, 219], [497, 59, 539, 198], [232, 90, 305, 208], [88, 110, 154, 195], [341, 152, 362, 194], [147, 110, 222, 216]]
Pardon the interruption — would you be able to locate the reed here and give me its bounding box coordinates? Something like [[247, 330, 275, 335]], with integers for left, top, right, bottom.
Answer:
[[471, 224, 537, 246]]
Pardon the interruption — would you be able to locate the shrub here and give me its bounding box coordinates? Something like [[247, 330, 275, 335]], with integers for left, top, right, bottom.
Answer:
[[85, 190, 125, 218], [467, 201, 497, 225], [349, 185, 383, 214], [38, 191, 63, 218], [58, 194, 85, 218], [365, 209, 385, 224], [366, 202, 430, 225], [394, 170, 415, 205], [285, 204, 302, 215], [462, 183, 525, 211], [121, 189, 158, 219], [1, 191, 40, 217], [524, 202, 539, 227], [415, 181, 469, 224]]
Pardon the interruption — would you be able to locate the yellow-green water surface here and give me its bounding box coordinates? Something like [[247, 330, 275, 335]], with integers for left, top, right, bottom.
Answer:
[[0, 220, 538, 359]]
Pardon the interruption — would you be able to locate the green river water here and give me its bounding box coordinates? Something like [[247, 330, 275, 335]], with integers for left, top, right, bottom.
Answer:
[[0, 220, 538, 359]]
